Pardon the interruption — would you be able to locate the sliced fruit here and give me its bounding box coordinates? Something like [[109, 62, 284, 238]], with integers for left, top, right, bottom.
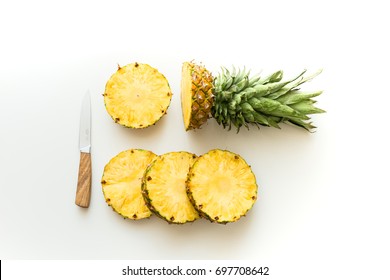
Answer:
[[104, 62, 172, 128], [181, 61, 324, 131], [142, 151, 199, 224], [186, 149, 258, 224], [101, 149, 157, 220]]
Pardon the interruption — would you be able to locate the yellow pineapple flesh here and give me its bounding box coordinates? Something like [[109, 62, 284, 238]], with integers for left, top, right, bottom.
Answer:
[[142, 151, 199, 224], [101, 149, 157, 220], [186, 149, 258, 223], [104, 62, 172, 128], [181, 62, 214, 130]]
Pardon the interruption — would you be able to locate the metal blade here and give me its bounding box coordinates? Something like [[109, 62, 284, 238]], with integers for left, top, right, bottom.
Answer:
[[79, 91, 91, 153]]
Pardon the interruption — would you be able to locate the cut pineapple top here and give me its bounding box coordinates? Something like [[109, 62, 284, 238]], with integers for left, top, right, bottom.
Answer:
[[142, 151, 199, 224], [187, 149, 258, 224], [101, 149, 157, 220], [104, 63, 172, 128]]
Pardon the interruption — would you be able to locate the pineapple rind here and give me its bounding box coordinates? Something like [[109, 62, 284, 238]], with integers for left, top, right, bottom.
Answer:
[[104, 63, 172, 129], [181, 62, 214, 130], [186, 149, 258, 224], [142, 151, 200, 224], [101, 149, 157, 220]]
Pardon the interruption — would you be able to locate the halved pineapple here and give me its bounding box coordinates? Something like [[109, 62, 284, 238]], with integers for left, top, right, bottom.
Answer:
[[181, 62, 214, 130], [101, 149, 157, 220], [186, 149, 258, 224], [142, 151, 199, 224], [104, 62, 172, 128]]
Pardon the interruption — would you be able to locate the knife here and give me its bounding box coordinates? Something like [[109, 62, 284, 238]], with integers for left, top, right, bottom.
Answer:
[[75, 91, 92, 208]]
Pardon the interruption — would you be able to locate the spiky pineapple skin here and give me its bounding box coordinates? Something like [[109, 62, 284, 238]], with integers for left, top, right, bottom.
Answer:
[[101, 149, 157, 220], [181, 62, 214, 130], [186, 149, 258, 224], [181, 61, 324, 132], [104, 62, 172, 129], [142, 151, 199, 224]]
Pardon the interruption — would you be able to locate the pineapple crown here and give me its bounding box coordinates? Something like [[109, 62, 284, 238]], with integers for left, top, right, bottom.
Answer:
[[212, 66, 325, 131]]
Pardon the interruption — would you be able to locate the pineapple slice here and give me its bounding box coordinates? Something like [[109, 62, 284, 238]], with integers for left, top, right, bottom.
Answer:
[[101, 149, 157, 220], [104, 62, 172, 128], [186, 149, 258, 224], [181, 62, 214, 130], [142, 151, 199, 224]]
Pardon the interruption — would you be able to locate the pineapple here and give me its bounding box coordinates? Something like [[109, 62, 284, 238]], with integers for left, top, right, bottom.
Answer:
[[181, 61, 214, 130], [186, 149, 257, 224], [142, 151, 199, 224], [181, 61, 324, 131], [101, 149, 157, 220], [104, 62, 172, 128]]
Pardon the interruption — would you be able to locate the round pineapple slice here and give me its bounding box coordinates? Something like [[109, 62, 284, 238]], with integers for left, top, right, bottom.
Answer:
[[101, 149, 157, 220], [142, 151, 199, 224], [181, 62, 214, 130], [186, 149, 258, 224], [104, 62, 172, 128]]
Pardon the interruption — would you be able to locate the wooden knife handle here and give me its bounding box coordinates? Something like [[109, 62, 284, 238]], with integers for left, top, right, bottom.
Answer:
[[75, 152, 91, 208]]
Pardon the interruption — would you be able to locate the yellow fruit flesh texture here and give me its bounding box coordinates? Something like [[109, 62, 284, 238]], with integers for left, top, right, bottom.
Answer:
[[142, 152, 199, 224], [104, 63, 172, 128], [187, 149, 257, 224], [102, 149, 157, 220]]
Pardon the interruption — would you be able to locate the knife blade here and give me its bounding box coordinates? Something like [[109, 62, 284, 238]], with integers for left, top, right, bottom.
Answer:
[[75, 91, 92, 208]]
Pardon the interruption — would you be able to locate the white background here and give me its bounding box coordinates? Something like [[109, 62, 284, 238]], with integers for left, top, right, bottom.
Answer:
[[1, 0, 389, 279]]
